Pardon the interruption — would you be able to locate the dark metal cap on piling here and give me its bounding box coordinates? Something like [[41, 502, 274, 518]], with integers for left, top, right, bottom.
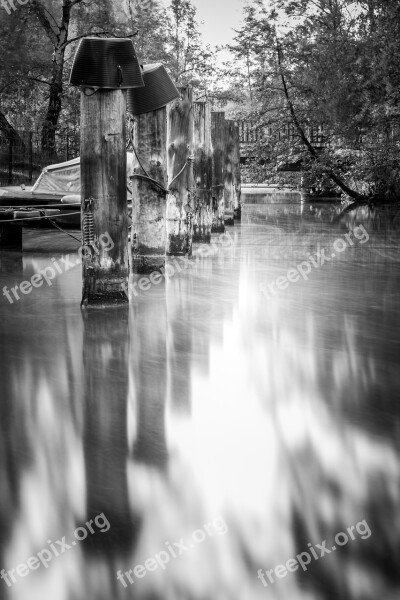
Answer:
[[69, 37, 145, 89], [127, 63, 180, 115]]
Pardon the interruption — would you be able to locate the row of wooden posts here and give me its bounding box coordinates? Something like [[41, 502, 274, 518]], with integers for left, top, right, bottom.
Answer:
[[81, 86, 241, 307], [0, 86, 241, 308]]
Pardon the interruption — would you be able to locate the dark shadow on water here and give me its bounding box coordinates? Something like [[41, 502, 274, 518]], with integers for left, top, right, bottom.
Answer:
[[82, 307, 142, 556]]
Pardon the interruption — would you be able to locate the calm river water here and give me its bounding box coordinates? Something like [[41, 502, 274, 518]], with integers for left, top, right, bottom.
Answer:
[[0, 198, 399, 600]]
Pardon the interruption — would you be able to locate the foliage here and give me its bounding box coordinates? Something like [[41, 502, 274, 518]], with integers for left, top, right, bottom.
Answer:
[[228, 0, 400, 200], [0, 0, 214, 159]]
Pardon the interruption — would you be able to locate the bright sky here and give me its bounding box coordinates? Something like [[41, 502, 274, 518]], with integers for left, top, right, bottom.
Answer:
[[191, 0, 245, 48]]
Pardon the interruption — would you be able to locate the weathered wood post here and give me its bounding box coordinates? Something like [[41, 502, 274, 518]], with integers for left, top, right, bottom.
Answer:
[[71, 37, 143, 307], [211, 112, 225, 233], [167, 86, 194, 256], [130, 107, 168, 274], [192, 101, 213, 243], [80, 89, 129, 307], [224, 119, 235, 226], [233, 123, 242, 220]]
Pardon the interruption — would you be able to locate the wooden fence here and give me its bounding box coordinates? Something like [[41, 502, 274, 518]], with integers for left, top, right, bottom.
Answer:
[[237, 121, 327, 148]]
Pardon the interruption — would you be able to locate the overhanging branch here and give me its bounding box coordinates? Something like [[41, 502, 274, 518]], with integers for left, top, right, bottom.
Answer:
[[276, 40, 367, 202], [30, 0, 59, 45]]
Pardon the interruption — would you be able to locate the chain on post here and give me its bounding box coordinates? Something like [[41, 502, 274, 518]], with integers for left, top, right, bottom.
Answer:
[[82, 198, 95, 246]]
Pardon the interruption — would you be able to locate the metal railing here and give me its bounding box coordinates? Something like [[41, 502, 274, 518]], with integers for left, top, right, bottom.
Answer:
[[237, 121, 327, 147]]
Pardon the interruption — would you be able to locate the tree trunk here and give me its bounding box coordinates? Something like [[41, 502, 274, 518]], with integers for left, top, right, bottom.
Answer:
[[276, 43, 369, 203], [31, 0, 75, 159], [0, 111, 21, 142], [41, 63, 64, 160]]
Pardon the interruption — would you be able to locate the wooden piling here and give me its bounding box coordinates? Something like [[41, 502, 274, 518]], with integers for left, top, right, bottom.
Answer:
[[0, 212, 22, 251], [80, 89, 129, 308], [233, 123, 242, 220], [211, 112, 225, 233], [192, 101, 212, 243], [166, 86, 194, 256], [224, 119, 235, 226], [130, 107, 168, 274]]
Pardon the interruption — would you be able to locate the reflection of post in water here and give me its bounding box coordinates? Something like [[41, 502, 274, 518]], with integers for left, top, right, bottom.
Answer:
[[0, 252, 42, 565], [166, 277, 193, 415], [82, 308, 139, 554], [0, 371, 29, 582], [130, 292, 168, 468], [0, 252, 23, 277]]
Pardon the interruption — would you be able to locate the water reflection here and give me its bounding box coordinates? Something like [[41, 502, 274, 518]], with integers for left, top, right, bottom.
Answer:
[[166, 276, 193, 415], [130, 288, 168, 467], [82, 308, 136, 554], [0, 203, 399, 599]]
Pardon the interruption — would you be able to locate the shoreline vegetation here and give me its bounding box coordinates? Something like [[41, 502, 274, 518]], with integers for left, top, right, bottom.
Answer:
[[228, 1, 400, 206], [1, 2, 399, 207]]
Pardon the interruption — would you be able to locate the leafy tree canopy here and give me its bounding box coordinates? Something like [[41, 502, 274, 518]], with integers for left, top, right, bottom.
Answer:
[[227, 0, 400, 201], [0, 0, 216, 159]]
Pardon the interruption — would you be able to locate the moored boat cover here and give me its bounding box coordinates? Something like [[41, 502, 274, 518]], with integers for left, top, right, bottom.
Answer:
[[31, 153, 135, 196]]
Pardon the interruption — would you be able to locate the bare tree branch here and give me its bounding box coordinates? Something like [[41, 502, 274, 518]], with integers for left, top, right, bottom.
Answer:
[[28, 77, 51, 86], [62, 30, 111, 49], [30, 0, 59, 45]]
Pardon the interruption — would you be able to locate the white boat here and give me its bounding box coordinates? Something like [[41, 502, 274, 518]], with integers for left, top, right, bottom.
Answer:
[[0, 153, 135, 227], [32, 152, 135, 198]]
